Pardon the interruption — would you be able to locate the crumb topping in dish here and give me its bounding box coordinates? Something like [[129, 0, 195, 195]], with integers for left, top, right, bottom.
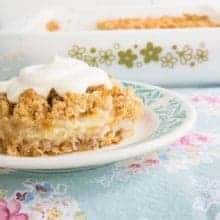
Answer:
[[97, 14, 220, 30], [46, 20, 61, 32]]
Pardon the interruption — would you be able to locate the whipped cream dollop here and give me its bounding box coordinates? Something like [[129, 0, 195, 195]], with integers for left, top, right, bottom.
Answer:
[[0, 56, 112, 102]]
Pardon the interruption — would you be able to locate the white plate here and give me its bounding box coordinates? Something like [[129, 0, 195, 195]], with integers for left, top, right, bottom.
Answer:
[[0, 81, 196, 171]]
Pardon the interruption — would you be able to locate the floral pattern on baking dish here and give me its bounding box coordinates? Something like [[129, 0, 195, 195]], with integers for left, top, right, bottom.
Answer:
[[68, 42, 209, 69]]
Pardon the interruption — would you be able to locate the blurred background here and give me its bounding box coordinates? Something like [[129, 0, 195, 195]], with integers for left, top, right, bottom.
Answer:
[[0, 0, 218, 25], [0, 0, 219, 86]]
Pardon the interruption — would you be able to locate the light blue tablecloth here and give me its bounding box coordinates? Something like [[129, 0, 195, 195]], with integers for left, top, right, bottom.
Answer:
[[0, 87, 220, 220]]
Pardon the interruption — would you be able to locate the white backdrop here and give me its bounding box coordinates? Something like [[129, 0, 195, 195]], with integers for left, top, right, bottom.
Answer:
[[0, 0, 218, 24]]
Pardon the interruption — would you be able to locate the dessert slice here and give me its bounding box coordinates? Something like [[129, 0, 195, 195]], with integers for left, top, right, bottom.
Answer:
[[0, 56, 144, 156]]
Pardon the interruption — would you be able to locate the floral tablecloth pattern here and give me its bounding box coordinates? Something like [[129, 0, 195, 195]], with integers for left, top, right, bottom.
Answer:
[[0, 87, 220, 220]]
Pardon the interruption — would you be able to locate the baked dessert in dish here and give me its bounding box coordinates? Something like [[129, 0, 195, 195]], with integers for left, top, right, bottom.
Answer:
[[46, 20, 61, 32], [97, 13, 220, 30], [0, 56, 144, 156]]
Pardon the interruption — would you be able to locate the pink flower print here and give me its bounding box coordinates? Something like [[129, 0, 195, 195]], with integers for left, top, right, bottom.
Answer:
[[0, 199, 28, 220], [143, 159, 159, 166], [191, 95, 220, 106], [128, 157, 159, 173], [195, 133, 210, 142], [174, 132, 212, 148], [176, 135, 192, 146], [128, 163, 142, 173]]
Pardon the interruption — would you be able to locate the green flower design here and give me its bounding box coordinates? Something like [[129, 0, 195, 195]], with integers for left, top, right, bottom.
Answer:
[[90, 47, 97, 53], [175, 45, 193, 65], [199, 42, 206, 48], [113, 43, 120, 49], [172, 45, 178, 50], [140, 42, 162, 63], [190, 61, 196, 67], [195, 49, 208, 63], [118, 49, 137, 68], [68, 45, 86, 60], [99, 49, 115, 65], [68, 42, 209, 69], [136, 61, 143, 68], [83, 55, 99, 67], [160, 53, 178, 68], [74, 211, 87, 220]]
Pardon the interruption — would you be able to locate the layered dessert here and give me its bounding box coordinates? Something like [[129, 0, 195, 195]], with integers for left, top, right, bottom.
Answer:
[[97, 14, 220, 30], [0, 56, 144, 156]]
